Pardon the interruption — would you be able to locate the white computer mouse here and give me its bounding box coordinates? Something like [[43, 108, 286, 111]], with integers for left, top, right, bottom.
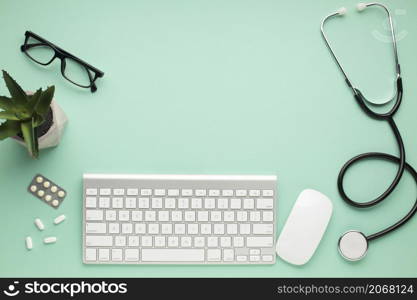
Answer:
[[276, 189, 333, 265]]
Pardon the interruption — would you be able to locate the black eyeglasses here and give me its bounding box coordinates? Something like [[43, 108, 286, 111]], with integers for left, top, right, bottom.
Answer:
[[20, 31, 104, 93]]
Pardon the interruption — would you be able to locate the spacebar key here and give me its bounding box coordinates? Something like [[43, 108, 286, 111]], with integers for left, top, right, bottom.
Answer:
[[142, 249, 205, 262]]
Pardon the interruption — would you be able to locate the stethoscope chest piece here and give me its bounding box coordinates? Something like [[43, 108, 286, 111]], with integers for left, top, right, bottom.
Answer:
[[338, 230, 368, 261]]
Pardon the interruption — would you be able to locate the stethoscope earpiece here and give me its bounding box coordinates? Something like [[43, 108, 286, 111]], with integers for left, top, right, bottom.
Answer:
[[338, 231, 368, 261], [357, 3, 368, 12]]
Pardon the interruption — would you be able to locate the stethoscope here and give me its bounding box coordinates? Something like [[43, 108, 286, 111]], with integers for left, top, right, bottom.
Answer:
[[321, 2, 417, 261]]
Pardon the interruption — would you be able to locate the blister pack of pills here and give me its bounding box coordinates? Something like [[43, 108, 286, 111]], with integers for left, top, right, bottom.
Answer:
[[28, 174, 67, 209]]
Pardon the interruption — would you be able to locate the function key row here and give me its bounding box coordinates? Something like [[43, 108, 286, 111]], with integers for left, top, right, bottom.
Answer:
[[86, 188, 274, 197]]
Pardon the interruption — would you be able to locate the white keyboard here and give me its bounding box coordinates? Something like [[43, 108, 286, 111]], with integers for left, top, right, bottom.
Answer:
[[83, 174, 277, 264]]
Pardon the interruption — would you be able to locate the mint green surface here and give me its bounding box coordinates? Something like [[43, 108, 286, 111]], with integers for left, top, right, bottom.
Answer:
[[1, 0, 417, 277]]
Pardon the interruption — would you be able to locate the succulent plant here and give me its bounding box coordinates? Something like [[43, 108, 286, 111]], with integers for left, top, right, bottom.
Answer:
[[0, 70, 55, 158]]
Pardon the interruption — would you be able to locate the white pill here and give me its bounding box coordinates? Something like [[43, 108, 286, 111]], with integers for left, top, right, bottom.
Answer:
[[36, 176, 44, 183], [45, 195, 52, 202], [54, 214, 66, 225], [34, 218, 44, 230], [52, 200, 59, 207], [37, 190, 45, 197], [51, 186, 58, 193], [30, 185, 37, 192], [43, 181, 51, 188], [44, 237, 57, 244], [57, 190, 65, 198], [26, 236, 33, 250]]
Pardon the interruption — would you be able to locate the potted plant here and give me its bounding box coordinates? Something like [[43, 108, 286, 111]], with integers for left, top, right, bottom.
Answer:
[[0, 70, 67, 158]]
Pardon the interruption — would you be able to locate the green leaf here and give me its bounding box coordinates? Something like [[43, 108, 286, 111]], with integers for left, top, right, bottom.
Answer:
[[27, 89, 42, 113], [32, 112, 44, 127], [35, 86, 54, 117], [20, 119, 39, 158], [0, 96, 14, 111], [2, 70, 28, 106], [0, 111, 19, 120], [0, 120, 21, 140]]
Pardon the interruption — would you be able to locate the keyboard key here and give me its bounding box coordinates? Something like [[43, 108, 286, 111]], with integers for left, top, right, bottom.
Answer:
[[250, 249, 260, 255], [99, 188, 111, 195], [195, 189, 206, 196], [188, 224, 199, 234], [222, 189, 233, 196], [201, 224, 212, 234], [178, 198, 189, 209], [181, 189, 193, 196], [85, 248, 97, 261], [99, 249, 110, 261], [127, 188, 138, 196], [262, 255, 274, 262], [224, 211, 235, 222], [197, 211, 209, 222], [171, 211, 182, 221], [220, 237, 231, 247], [168, 189, 179, 196], [191, 198, 202, 209], [148, 223, 159, 234], [250, 211, 261, 222], [194, 236, 205, 247], [155, 236, 166, 247], [128, 236, 139, 246], [145, 211, 156, 221], [113, 188, 125, 195], [125, 197, 136, 208], [99, 197, 110, 208], [141, 189, 152, 196], [174, 224, 186, 234], [217, 198, 228, 209], [158, 211, 169, 221], [236, 255, 247, 262], [112, 197, 123, 208], [208, 189, 220, 196], [243, 198, 255, 209], [207, 249, 221, 261], [263, 211, 274, 222], [125, 249, 139, 261], [115, 236, 126, 246], [240, 224, 251, 235], [207, 237, 218, 247], [204, 198, 215, 209], [142, 249, 204, 262], [111, 249, 123, 261], [86, 235, 112, 247], [223, 249, 234, 261], [227, 223, 238, 235], [152, 197, 163, 209], [109, 223, 120, 233], [138, 198, 150, 208], [105, 210, 116, 221], [233, 236, 244, 247], [85, 197, 97, 208], [168, 236, 179, 247], [250, 255, 260, 262], [236, 190, 247, 196], [184, 211, 196, 222], [165, 198, 176, 209], [213, 224, 225, 234], [154, 189, 166, 196], [86, 210, 103, 221], [262, 190, 274, 196], [257, 198, 274, 209], [86, 188, 98, 196], [249, 190, 260, 196], [210, 211, 222, 222], [237, 211, 248, 222], [253, 224, 274, 235], [181, 236, 192, 247], [141, 236, 153, 247], [162, 224, 173, 234], [246, 237, 273, 247], [118, 210, 129, 221], [132, 211, 143, 221], [86, 223, 106, 234], [121, 223, 133, 234], [135, 223, 146, 234], [230, 198, 241, 209]]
